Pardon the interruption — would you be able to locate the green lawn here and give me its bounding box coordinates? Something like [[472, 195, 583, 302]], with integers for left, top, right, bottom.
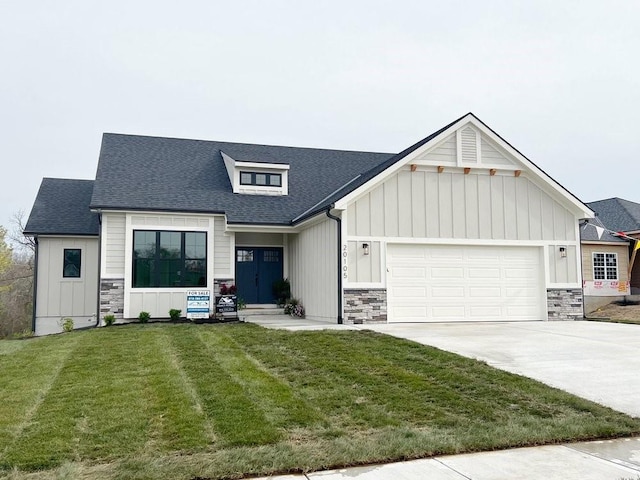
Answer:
[[1, 323, 639, 480]]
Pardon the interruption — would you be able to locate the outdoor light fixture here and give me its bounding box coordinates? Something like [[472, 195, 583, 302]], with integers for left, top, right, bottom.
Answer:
[[559, 246, 567, 258], [363, 243, 370, 255]]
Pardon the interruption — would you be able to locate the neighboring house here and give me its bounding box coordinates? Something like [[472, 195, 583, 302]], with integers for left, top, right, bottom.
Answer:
[[586, 197, 640, 295], [579, 216, 630, 313], [25, 113, 594, 335]]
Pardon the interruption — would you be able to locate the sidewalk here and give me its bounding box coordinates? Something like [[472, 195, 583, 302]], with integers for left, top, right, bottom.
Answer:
[[255, 437, 640, 480]]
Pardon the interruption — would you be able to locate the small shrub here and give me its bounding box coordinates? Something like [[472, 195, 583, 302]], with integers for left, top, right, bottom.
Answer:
[[272, 278, 291, 307], [284, 298, 305, 317], [138, 311, 151, 323], [237, 297, 246, 310], [104, 314, 116, 326], [169, 309, 182, 321], [60, 317, 74, 332]]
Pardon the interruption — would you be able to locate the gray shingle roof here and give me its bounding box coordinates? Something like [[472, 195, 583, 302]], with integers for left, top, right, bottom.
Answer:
[[587, 198, 640, 233], [24, 178, 99, 236], [90, 134, 393, 225], [580, 216, 627, 243]]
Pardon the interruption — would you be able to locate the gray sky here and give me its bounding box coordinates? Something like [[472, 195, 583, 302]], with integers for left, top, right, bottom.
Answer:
[[2, 1, 639, 240]]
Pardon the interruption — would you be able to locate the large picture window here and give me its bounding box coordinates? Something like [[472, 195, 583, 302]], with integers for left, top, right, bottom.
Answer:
[[593, 252, 618, 280], [133, 231, 207, 288]]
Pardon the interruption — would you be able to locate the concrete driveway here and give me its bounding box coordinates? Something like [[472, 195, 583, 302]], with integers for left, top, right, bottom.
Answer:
[[362, 321, 640, 417]]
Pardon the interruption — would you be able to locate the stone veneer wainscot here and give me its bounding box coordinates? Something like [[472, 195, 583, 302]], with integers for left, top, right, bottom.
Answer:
[[344, 289, 387, 324], [547, 288, 583, 321]]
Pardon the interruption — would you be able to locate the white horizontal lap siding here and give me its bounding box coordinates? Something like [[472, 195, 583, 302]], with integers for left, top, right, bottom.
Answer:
[[387, 244, 545, 322], [102, 212, 126, 277], [213, 216, 231, 277]]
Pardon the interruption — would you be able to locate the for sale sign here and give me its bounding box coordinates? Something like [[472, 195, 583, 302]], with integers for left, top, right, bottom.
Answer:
[[186, 290, 210, 319]]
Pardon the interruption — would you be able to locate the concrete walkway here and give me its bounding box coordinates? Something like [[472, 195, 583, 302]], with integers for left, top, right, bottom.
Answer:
[[255, 437, 640, 479], [244, 316, 640, 479]]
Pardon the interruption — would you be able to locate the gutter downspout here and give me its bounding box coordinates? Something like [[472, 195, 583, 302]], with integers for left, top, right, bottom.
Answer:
[[94, 213, 102, 328], [326, 206, 343, 324], [31, 237, 39, 333]]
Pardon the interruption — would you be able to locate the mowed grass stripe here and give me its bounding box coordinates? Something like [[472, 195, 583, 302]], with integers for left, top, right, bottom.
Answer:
[[124, 328, 211, 453], [0, 335, 79, 460], [197, 328, 321, 430], [229, 326, 401, 430], [170, 327, 281, 446], [2, 329, 155, 469]]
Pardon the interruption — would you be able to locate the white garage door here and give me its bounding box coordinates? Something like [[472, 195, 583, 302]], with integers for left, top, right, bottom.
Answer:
[[387, 244, 545, 322]]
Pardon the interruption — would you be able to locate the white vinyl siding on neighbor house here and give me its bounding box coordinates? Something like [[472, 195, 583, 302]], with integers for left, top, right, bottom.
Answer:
[[35, 237, 99, 335], [387, 244, 545, 322], [288, 217, 338, 322]]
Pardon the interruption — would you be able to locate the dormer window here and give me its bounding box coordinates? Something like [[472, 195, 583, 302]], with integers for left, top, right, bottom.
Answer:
[[221, 151, 289, 196], [240, 172, 282, 187]]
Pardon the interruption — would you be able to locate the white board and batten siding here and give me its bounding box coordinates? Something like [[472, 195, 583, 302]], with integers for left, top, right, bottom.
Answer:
[[35, 237, 99, 335], [288, 217, 338, 322], [343, 127, 584, 323], [101, 212, 232, 319]]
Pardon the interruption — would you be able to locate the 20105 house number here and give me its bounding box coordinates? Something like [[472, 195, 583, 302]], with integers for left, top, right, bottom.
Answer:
[[342, 244, 348, 279]]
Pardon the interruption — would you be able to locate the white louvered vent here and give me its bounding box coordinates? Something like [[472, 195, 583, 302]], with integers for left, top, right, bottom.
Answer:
[[460, 127, 477, 163]]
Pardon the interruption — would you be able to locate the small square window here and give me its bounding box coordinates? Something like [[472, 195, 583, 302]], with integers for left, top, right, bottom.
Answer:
[[63, 249, 81, 278], [240, 172, 252, 185], [237, 249, 254, 262], [269, 174, 281, 186], [255, 173, 267, 185]]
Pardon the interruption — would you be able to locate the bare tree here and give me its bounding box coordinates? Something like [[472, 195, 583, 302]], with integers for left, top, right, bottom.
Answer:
[[9, 209, 36, 256]]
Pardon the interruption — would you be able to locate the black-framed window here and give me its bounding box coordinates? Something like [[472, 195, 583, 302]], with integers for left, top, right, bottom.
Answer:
[[133, 230, 207, 288], [63, 249, 81, 278], [240, 171, 281, 187]]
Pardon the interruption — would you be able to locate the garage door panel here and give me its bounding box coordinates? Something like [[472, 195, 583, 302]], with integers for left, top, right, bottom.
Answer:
[[468, 267, 500, 279], [469, 306, 503, 317], [432, 286, 465, 298], [432, 306, 466, 317], [468, 286, 501, 298], [431, 267, 464, 278], [388, 244, 544, 322]]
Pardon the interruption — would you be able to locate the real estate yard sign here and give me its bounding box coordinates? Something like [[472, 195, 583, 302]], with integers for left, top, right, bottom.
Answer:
[[186, 290, 210, 319]]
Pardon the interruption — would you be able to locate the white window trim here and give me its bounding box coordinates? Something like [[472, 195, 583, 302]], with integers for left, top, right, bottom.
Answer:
[[592, 252, 618, 280]]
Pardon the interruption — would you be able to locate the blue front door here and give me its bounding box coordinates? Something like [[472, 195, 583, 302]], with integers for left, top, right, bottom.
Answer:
[[235, 247, 283, 304]]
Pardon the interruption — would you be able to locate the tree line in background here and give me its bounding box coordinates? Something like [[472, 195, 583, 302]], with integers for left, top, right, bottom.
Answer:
[[0, 212, 35, 338]]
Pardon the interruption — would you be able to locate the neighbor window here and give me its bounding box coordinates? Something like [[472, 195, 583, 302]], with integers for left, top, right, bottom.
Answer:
[[593, 252, 618, 280], [63, 249, 81, 278], [239, 171, 281, 187], [133, 231, 206, 287]]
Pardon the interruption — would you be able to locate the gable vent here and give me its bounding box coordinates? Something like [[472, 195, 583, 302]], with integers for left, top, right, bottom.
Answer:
[[460, 127, 477, 163]]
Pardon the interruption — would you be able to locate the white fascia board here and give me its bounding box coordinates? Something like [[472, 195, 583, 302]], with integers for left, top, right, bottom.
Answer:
[[334, 114, 474, 209], [226, 224, 297, 234], [235, 160, 290, 171]]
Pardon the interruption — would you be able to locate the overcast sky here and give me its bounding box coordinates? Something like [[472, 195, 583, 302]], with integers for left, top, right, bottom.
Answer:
[[1, 1, 639, 241]]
